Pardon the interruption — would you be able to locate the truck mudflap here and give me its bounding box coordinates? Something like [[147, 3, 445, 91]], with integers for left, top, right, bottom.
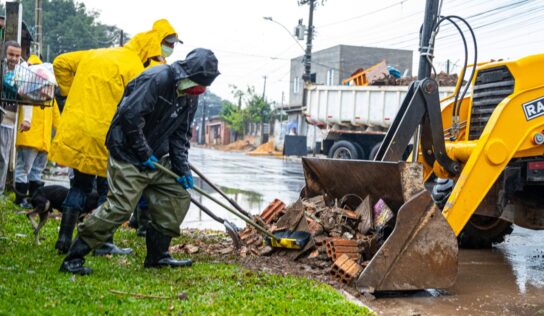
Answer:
[[302, 158, 458, 292]]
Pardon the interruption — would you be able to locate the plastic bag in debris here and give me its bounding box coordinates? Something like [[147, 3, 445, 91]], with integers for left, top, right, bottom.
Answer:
[[13, 62, 57, 102], [372, 199, 394, 232]]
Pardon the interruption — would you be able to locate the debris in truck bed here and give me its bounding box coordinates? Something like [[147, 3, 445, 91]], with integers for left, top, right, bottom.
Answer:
[[370, 71, 461, 86]]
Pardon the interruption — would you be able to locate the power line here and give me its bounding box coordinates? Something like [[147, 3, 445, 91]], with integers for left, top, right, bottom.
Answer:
[[394, 2, 544, 49], [202, 47, 290, 61], [315, 0, 483, 44], [364, 0, 539, 48], [319, 0, 410, 28]]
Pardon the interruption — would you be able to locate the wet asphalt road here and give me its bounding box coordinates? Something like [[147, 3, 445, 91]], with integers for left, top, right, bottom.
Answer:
[[186, 147, 544, 315], [183, 147, 305, 230]]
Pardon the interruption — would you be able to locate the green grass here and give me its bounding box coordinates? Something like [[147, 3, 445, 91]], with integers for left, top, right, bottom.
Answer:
[[0, 195, 370, 315]]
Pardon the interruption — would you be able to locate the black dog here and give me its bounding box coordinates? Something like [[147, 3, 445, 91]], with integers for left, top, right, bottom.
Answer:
[[26, 185, 98, 244]]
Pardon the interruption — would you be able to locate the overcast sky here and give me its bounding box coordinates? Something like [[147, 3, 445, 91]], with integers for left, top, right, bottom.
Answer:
[[79, 0, 543, 105]]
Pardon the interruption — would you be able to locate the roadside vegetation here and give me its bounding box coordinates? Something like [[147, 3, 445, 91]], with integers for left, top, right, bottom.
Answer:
[[0, 195, 370, 315], [220, 85, 275, 141]]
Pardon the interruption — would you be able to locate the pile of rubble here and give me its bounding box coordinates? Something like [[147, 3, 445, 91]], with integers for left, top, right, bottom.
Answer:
[[238, 194, 397, 287], [370, 71, 461, 86]]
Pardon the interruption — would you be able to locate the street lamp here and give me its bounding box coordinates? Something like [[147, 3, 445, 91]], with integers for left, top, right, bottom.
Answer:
[[263, 17, 306, 53]]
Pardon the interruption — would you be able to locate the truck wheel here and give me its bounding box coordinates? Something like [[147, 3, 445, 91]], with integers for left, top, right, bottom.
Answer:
[[457, 215, 513, 249], [369, 142, 382, 160], [368, 142, 412, 161], [430, 178, 513, 249], [328, 141, 360, 160]]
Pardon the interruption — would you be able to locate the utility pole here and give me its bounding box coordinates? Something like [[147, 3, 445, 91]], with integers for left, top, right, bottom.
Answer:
[[262, 75, 267, 99], [35, 0, 43, 56], [199, 102, 207, 145], [261, 75, 268, 144], [119, 30, 124, 46], [298, 0, 316, 108]]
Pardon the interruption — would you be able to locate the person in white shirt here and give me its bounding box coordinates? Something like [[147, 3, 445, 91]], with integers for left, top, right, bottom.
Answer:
[[0, 41, 32, 197]]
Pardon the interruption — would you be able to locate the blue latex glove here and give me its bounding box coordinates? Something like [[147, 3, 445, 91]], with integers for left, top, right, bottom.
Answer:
[[176, 171, 194, 189], [142, 155, 158, 170]]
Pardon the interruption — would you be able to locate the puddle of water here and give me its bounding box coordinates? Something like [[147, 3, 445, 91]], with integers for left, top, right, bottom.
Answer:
[[495, 226, 544, 294]]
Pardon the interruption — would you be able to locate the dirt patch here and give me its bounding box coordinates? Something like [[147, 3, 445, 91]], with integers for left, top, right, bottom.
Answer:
[[248, 140, 282, 156], [173, 228, 363, 298], [221, 140, 255, 152], [204, 136, 257, 152]]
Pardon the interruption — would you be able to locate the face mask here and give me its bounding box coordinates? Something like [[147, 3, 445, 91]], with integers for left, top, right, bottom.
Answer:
[[177, 79, 198, 96], [161, 44, 173, 57], [184, 86, 206, 96]]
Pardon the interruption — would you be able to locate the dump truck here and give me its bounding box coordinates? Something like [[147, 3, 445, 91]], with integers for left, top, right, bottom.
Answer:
[[305, 84, 454, 159], [301, 0, 544, 292]]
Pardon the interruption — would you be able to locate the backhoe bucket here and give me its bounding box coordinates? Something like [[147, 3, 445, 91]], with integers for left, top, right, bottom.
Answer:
[[302, 158, 458, 292]]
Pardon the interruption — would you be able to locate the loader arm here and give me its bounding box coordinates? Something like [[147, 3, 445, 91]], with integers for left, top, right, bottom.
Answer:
[[443, 86, 544, 236], [375, 78, 461, 176]]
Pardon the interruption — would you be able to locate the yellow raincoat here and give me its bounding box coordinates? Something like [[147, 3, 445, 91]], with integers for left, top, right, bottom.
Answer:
[[146, 19, 179, 68], [49, 29, 164, 177], [16, 55, 61, 153], [153, 19, 178, 42]]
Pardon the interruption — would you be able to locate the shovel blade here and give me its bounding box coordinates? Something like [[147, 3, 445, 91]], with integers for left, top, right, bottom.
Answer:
[[223, 220, 242, 249], [355, 190, 458, 292]]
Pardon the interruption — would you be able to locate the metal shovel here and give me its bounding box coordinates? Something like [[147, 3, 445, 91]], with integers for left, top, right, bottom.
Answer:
[[190, 197, 242, 249], [154, 162, 310, 250], [189, 162, 252, 218]]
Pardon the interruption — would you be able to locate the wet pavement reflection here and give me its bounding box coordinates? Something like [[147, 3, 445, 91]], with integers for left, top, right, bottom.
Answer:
[[185, 147, 544, 315], [182, 147, 305, 230]]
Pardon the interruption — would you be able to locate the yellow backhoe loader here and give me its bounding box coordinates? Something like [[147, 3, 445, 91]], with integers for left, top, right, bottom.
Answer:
[[301, 0, 544, 292]]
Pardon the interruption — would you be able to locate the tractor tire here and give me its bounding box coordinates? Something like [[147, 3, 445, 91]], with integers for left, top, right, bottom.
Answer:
[[457, 216, 513, 249], [430, 178, 513, 249], [328, 141, 361, 160]]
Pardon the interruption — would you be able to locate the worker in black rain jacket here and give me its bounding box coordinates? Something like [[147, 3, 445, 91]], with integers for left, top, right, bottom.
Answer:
[[60, 48, 220, 275]]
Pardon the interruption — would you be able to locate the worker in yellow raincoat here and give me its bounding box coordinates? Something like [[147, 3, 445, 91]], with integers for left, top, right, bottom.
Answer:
[[50, 19, 181, 255], [14, 55, 61, 208]]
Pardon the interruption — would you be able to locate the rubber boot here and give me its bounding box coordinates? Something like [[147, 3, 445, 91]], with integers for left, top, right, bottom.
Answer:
[[136, 207, 150, 237], [14, 182, 29, 205], [55, 207, 80, 254], [93, 235, 133, 256], [128, 211, 139, 230], [59, 236, 93, 275], [144, 226, 192, 268]]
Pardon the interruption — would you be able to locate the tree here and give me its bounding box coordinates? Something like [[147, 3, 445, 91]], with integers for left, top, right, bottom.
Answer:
[[220, 85, 272, 141], [13, 0, 124, 61], [245, 94, 271, 124], [220, 101, 245, 140]]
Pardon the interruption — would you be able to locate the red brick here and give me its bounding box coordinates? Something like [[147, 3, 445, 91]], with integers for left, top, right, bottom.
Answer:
[[331, 254, 363, 285], [325, 238, 361, 261], [259, 199, 286, 224]]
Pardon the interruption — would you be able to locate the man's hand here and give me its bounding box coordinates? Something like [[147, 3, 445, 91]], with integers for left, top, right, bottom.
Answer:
[[176, 170, 193, 189], [142, 154, 158, 170], [19, 120, 31, 132]]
